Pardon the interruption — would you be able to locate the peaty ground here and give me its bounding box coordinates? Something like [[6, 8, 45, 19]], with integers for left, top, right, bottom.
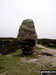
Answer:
[[0, 44, 56, 75]]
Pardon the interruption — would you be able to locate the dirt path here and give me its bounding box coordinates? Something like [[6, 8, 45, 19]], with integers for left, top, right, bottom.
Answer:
[[37, 44, 56, 56], [37, 44, 56, 67], [21, 44, 56, 68]]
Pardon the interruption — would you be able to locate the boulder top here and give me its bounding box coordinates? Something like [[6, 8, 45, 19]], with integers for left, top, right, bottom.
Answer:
[[22, 19, 34, 25]]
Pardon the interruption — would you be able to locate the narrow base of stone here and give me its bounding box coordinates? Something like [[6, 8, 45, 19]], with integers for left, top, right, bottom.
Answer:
[[22, 48, 35, 55]]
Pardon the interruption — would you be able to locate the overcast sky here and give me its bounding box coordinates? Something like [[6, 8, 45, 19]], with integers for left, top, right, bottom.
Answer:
[[0, 0, 56, 39]]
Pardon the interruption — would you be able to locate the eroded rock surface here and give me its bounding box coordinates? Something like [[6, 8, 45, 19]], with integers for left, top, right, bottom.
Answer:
[[17, 19, 37, 55]]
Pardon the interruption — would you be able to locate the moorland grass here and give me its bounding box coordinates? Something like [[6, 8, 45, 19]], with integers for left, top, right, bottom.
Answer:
[[0, 47, 56, 75]]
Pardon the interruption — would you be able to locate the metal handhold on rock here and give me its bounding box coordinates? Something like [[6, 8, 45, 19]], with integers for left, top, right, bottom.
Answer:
[[17, 19, 37, 55]]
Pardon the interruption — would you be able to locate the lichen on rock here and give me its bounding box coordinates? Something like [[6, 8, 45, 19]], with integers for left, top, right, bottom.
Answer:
[[17, 19, 37, 55]]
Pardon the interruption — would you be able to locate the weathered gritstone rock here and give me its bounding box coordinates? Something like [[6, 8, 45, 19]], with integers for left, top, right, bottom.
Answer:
[[17, 19, 37, 55]]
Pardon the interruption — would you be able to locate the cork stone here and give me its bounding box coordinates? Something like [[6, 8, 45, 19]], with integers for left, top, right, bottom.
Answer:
[[17, 19, 37, 55]]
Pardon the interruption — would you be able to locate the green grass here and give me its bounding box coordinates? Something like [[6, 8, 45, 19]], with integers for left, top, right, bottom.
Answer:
[[41, 44, 56, 49], [0, 53, 40, 75], [0, 48, 56, 75]]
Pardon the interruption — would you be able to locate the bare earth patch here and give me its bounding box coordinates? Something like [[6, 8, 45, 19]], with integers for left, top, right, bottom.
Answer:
[[21, 58, 38, 63], [21, 44, 56, 68]]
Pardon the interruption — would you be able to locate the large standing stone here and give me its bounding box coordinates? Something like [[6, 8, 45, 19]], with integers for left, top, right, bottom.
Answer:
[[17, 19, 37, 55]]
